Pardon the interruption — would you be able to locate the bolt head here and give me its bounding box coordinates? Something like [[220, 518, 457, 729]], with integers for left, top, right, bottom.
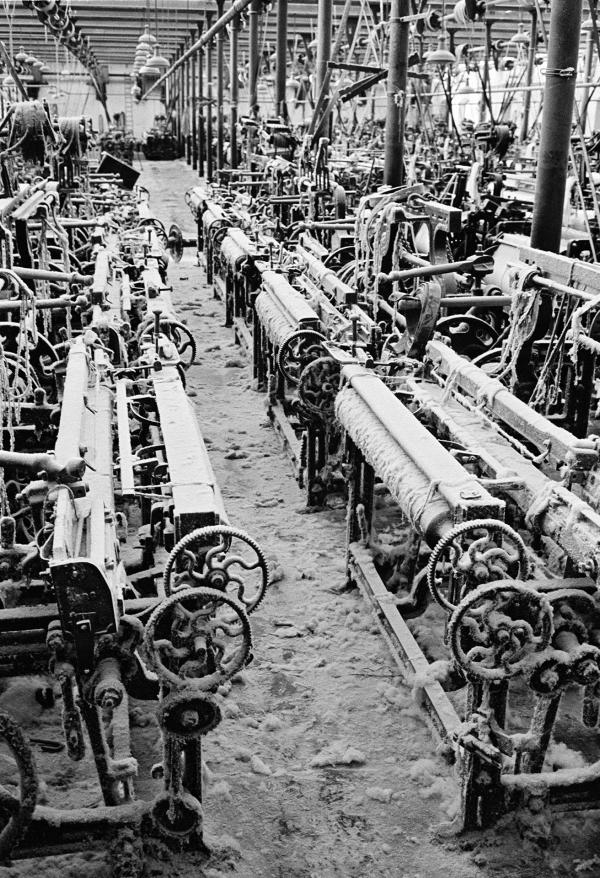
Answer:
[[179, 709, 200, 729]]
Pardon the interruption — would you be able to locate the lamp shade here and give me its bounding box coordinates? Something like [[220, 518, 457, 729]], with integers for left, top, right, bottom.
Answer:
[[139, 64, 160, 78], [147, 52, 169, 69], [425, 44, 456, 65], [510, 25, 530, 44]]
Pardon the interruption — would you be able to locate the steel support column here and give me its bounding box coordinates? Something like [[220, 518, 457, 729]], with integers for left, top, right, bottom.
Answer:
[[248, 0, 260, 116], [530, 0, 583, 252], [230, 14, 240, 169], [206, 16, 214, 183], [383, 0, 410, 187], [141, 0, 255, 100], [178, 45, 185, 156], [185, 45, 192, 165], [191, 29, 198, 170], [315, 0, 332, 136], [197, 22, 204, 177], [173, 47, 181, 148], [275, 0, 288, 118], [520, 8, 538, 142], [216, 0, 225, 172]]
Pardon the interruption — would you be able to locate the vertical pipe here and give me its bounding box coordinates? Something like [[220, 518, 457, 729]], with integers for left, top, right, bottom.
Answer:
[[197, 22, 205, 177], [191, 29, 198, 170], [173, 47, 181, 148], [178, 45, 185, 156], [479, 21, 492, 123], [230, 14, 240, 168], [248, 0, 260, 116], [530, 0, 583, 252], [275, 0, 288, 118], [216, 0, 225, 173], [185, 48, 192, 165], [383, 0, 410, 186], [315, 0, 332, 134], [581, 25, 594, 133], [447, 27, 456, 129], [206, 15, 214, 183], [520, 8, 538, 142]]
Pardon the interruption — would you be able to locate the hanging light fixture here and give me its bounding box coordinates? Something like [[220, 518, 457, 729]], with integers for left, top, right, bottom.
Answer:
[[137, 28, 155, 50], [129, 4, 163, 97], [510, 24, 529, 45], [146, 49, 169, 70], [425, 34, 456, 66], [139, 65, 160, 84], [426, 0, 456, 66]]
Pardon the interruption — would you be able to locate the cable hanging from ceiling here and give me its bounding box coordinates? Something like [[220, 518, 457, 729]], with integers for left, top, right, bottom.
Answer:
[[21, 0, 103, 92], [130, 0, 169, 102]]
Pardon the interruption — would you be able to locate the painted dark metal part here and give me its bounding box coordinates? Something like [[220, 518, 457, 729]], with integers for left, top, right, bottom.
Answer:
[[384, 0, 410, 187], [276, 0, 288, 118], [530, 0, 583, 252]]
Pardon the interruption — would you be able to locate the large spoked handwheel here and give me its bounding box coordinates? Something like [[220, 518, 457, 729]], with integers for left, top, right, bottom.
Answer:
[[137, 218, 168, 248], [143, 587, 253, 690], [426, 519, 530, 613], [448, 582, 553, 682], [297, 356, 341, 422], [137, 319, 197, 368], [277, 329, 327, 385], [0, 712, 38, 862], [168, 322, 197, 367], [163, 525, 269, 615]]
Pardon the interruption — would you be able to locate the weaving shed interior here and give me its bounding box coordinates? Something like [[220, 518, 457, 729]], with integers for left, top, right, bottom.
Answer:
[[1, 1, 600, 878]]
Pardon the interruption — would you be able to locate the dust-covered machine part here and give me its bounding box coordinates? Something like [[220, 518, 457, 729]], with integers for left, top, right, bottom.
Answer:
[[0, 101, 270, 877], [3, 0, 600, 872]]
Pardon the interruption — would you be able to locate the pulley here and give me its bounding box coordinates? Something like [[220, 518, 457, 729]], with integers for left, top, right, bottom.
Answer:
[[158, 689, 222, 741], [167, 223, 184, 262]]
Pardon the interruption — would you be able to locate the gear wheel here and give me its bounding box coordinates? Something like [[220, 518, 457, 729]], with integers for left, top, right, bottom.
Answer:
[[448, 581, 553, 682], [163, 525, 270, 615], [297, 355, 341, 422], [143, 586, 252, 690], [0, 711, 38, 862], [277, 329, 326, 385], [426, 518, 529, 613]]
